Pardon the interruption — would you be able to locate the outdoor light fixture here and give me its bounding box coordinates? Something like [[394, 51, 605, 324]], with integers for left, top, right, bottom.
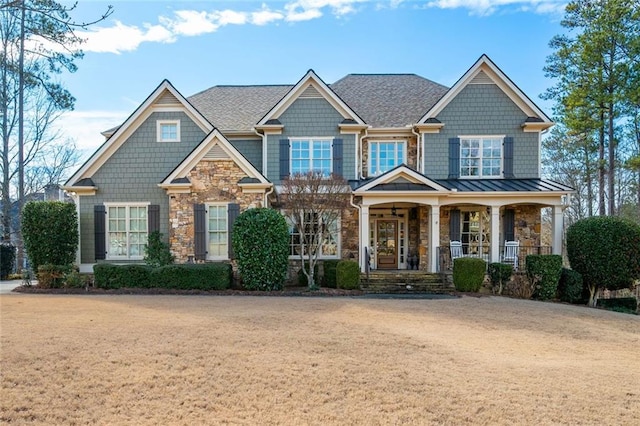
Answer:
[[391, 204, 397, 216]]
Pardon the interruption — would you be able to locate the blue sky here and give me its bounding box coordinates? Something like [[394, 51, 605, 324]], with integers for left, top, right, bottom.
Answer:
[[57, 0, 568, 155]]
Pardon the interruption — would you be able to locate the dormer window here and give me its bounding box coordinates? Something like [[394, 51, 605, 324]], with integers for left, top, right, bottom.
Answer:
[[157, 120, 180, 142]]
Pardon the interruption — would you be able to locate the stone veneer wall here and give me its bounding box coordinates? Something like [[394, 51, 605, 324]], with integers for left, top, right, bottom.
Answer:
[[169, 160, 265, 261]]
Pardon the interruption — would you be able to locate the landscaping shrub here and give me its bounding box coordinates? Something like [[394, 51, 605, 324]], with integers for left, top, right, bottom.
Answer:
[[144, 231, 174, 267], [22, 201, 78, 272], [322, 260, 339, 288], [453, 257, 486, 292], [567, 216, 640, 306], [558, 268, 585, 304], [505, 273, 535, 299], [93, 264, 153, 289], [488, 263, 513, 295], [336, 260, 360, 290], [297, 264, 319, 286], [37, 264, 72, 288], [597, 297, 638, 314], [0, 243, 15, 280], [526, 254, 562, 301], [151, 263, 231, 290], [232, 208, 289, 291], [64, 270, 85, 288], [94, 263, 231, 290]]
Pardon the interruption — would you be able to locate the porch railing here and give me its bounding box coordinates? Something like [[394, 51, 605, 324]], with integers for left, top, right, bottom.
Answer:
[[438, 244, 552, 272]]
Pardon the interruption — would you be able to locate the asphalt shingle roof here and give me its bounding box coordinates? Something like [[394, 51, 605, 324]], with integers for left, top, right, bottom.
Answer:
[[186, 74, 450, 131], [188, 85, 293, 131]]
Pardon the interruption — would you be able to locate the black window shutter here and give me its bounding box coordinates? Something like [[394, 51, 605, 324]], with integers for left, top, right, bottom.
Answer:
[[448, 138, 460, 179], [333, 138, 343, 177], [504, 208, 515, 242], [504, 136, 514, 178], [148, 205, 160, 233], [94, 205, 106, 260], [279, 139, 290, 179], [194, 204, 207, 261], [227, 203, 240, 259], [449, 208, 461, 241]]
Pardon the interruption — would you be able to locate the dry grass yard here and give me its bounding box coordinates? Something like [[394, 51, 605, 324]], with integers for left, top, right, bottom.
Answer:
[[1, 293, 639, 425]]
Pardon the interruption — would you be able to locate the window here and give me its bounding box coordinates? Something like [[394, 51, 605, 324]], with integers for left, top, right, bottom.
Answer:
[[208, 204, 228, 259], [106, 204, 148, 259], [290, 138, 332, 176], [461, 210, 490, 258], [157, 120, 180, 142], [460, 137, 502, 177], [287, 212, 339, 258], [369, 141, 405, 176]]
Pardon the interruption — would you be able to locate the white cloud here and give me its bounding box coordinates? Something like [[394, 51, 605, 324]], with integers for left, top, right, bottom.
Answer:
[[161, 10, 219, 37], [78, 21, 174, 54], [57, 110, 129, 153], [424, 0, 567, 16], [214, 10, 249, 26], [251, 8, 285, 25]]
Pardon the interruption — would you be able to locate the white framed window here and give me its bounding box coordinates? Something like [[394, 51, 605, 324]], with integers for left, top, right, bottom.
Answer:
[[460, 209, 491, 258], [207, 204, 228, 260], [106, 203, 149, 260], [286, 212, 340, 259], [460, 136, 502, 177], [369, 140, 406, 176], [157, 120, 180, 142], [290, 138, 333, 176]]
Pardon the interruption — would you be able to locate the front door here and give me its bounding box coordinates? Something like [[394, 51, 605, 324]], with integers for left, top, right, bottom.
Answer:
[[376, 220, 398, 269]]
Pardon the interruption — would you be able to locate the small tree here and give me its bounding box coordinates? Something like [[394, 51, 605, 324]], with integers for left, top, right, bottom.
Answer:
[[567, 216, 640, 306], [232, 208, 289, 291], [281, 172, 350, 290], [144, 231, 174, 267], [22, 200, 77, 271]]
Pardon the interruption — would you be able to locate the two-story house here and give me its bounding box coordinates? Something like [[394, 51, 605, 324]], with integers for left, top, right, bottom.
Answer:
[[64, 55, 573, 276]]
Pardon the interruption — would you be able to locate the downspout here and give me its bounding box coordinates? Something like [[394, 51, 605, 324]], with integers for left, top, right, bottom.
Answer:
[[252, 127, 272, 207], [411, 126, 421, 173], [358, 127, 369, 179], [263, 185, 274, 208], [350, 193, 362, 270]]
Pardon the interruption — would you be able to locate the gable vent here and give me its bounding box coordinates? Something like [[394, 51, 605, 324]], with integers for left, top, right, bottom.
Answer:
[[155, 90, 181, 106], [203, 144, 230, 160], [299, 84, 322, 98], [469, 70, 495, 85]]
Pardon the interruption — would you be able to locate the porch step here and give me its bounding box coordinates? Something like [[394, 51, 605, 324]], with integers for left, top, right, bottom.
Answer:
[[361, 271, 452, 294]]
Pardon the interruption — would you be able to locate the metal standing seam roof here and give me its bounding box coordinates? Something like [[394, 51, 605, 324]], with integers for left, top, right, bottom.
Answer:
[[434, 178, 574, 192]]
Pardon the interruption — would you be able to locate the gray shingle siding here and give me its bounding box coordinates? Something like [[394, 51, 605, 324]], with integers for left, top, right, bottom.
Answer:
[[265, 98, 355, 183], [228, 139, 263, 172], [423, 84, 539, 179], [79, 111, 206, 263]]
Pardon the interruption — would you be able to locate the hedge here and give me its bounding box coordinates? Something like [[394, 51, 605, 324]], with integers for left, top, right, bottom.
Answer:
[[336, 260, 360, 290], [488, 262, 513, 295], [557, 268, 585, 304], [526, 255, 562, 300], [94, 263, 232, 290], [0, 243, 15, 280], [597, 297, 638, 314], [321, 260, 339, 289], [453, 257, 486, 292]]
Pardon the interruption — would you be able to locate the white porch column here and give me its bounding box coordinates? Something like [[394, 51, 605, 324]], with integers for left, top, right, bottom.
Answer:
[[429, 205, 440, 273], [490, 205, 500, 263], [361, 205, 370, 272], [552, 205, 564, 255]]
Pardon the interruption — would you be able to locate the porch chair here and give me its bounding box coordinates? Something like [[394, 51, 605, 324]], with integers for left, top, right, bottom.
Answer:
[[450, 241, 464, 265], [501, 240, 520, 270]]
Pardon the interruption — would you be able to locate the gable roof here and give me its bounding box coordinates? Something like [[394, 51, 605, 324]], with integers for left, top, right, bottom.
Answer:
[[418, 54, 552, 126], [188, 85, 292, 132], [257, 69, 365, 126], [161, 129, 269, 188], [354, 164, 450, 193], [66, 80, 214, 186], [330, 74, 449, 127]]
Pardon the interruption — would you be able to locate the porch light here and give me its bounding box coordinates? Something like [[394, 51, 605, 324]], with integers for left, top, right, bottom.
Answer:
[[391, 205, 397, 216]]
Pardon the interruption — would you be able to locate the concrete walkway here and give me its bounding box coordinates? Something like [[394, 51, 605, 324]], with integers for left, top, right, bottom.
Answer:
[[0, 280, 30, 294]]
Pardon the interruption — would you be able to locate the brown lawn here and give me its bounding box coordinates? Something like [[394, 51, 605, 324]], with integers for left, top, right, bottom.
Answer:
[[1, 293, 639, 425]]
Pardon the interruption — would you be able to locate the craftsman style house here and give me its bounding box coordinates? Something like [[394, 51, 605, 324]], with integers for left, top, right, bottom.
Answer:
[[64, 55, 573, 275]]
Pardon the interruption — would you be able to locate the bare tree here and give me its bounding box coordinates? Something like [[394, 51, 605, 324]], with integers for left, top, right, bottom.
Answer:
[[280, 172, 351, 289]]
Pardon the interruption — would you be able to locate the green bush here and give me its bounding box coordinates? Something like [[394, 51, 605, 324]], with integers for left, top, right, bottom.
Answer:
[[336, 260, 360, 290], [22, 201, 78, 272], [526, 255, 562, 300], [93, 264, 153, 289], [567, 216, 640, 306], [64, 270, 85, 288], [558, 268, 585, 304], [322, 260, 339, 288], [232, 208, 289, 291], [453, 257, 486, 292], [37, 264, 72, 288], [298, 264, 319, 286], [144, 231, 174, 267], [597, 297, 638, 314], [151, 263, 231, 290], [93, 263, 231, 290], [1, 243, 15, 280], [488, 263, 513, 295]]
